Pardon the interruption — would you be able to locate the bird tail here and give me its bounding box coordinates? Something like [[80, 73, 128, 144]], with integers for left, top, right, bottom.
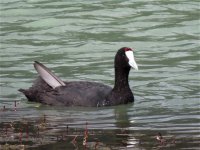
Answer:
[[34, 61, 66, 89]]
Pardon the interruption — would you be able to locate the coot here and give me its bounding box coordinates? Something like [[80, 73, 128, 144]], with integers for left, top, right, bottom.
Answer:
[[19, 47, 138, 107]]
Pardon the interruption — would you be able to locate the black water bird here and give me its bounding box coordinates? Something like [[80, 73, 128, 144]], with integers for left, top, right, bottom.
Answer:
[[19, 47, 138, 107]]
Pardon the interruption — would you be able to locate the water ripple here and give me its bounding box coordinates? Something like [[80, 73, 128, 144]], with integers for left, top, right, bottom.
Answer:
[[0, 0, 199, 149]]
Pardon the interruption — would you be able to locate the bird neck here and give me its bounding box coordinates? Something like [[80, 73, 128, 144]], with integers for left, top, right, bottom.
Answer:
[[113, 66, 130, 91]]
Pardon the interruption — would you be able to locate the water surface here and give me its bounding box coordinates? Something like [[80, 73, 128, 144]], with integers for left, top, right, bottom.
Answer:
[[0, 0, 199, 149]]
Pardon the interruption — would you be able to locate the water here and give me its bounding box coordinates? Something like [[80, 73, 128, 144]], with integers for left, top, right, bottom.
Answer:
[[0, 0, 199, 149]]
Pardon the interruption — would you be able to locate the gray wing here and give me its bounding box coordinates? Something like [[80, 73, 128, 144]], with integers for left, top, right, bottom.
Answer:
[[34, 61, 66, 89]]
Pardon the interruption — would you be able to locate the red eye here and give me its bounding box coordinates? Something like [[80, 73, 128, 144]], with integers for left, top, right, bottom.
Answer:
[[124, 47, 133, 51]]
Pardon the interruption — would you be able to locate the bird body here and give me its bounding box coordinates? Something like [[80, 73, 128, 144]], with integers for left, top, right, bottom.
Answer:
[[19, 47, 138, 107]]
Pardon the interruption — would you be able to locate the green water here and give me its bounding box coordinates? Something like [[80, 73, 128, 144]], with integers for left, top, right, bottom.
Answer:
[[0, 0, 199, 149]]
